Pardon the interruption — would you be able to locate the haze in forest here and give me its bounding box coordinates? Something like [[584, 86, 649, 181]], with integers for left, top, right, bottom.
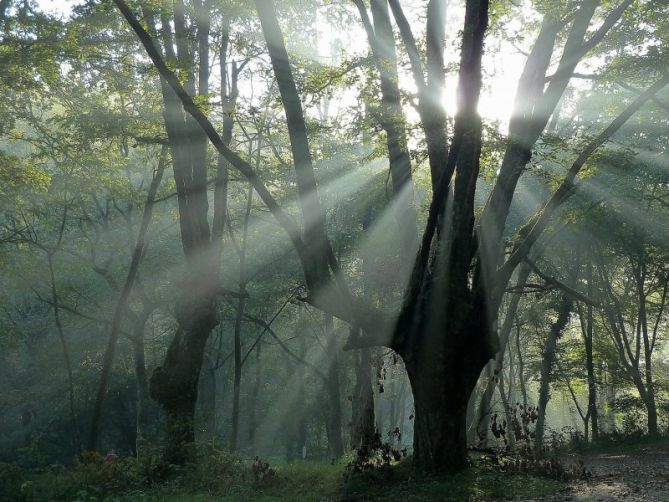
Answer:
[[0, 0, 668, 500]]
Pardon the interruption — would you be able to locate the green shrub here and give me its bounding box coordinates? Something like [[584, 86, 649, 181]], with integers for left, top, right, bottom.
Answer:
[[0, 461, 26, 501], [173, 445, 247, 494]]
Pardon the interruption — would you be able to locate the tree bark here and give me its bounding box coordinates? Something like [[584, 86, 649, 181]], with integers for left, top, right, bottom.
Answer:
[[581, 259, 598, 440], [535, 294, 573, 455], [132, 306, 153, 456], [254, 0, 330, 291], [230, 185, 253, 451], [498, 368, 516, 449], [406, 336, 483, 471], [636, 259, 658, 436], [323, 313, 344, 459], [248, 340, 261, 448], [351, 336, 375, 451], [359, 0, 419, 254], [150, 295, 218, 463]]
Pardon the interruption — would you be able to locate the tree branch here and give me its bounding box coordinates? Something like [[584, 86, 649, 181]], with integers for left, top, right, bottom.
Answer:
[[525, 258, 598, 307], [112, 0, 305, 257], [499, 73, 669, 286]]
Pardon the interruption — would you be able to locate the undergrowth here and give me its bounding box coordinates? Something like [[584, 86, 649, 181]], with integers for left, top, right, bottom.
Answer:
[[0, 445, 567, 501]]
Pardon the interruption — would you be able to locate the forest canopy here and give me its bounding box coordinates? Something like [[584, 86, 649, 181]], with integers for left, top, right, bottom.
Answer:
[[1, 0, 668, 499]]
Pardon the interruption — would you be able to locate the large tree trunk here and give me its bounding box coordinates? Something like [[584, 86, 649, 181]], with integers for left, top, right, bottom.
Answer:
[[401, 278, 492, 471], [474, 364, 494, 447], [392, 0, 491, 472], [149, 293, 217, 464], [137, 0, 230, 464], [405, 330, 485, 471]]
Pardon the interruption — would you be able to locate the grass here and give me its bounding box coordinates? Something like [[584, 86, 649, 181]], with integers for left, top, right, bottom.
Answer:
[[98, 458, 564, 501], [339, 459, 564, 501], [553, 432, 669, 456], [2, 444, 572, 501], [10, 436, 669, 500]]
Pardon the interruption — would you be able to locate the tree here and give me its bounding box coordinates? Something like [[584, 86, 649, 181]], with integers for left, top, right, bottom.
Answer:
[[113, 0, 669, 470]]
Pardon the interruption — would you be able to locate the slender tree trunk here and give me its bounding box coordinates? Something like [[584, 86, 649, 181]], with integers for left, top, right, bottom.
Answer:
[[351, 335, 375, 451], [516, 323, 528, 408], [351, 208, 376, 450], [584, 260, 598, 440], [231, 185, 253, 451], [230, 297, 244, 451], [535, 294, 573, 455], [498, 369, 516, 449], [323, 314, 344, 459], [254, 0, 330, 291], [386, 0, 449, 191], [48, 251, 80, 452], [475, 262, 530, 443], [197, 355, 217, 440], [133, 308, 152, 455], [368, 0, 419, 254], [248, 340, 261, 448], [88, 149, 165, 451], [480, 3, 604, 265], [637, 262, 658, 436], [295, 331, 308, 460]]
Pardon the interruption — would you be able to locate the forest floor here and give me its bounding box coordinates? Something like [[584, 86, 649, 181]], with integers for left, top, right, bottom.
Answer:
[[6, 440, 669, 500], [549, 441, 669, 501]]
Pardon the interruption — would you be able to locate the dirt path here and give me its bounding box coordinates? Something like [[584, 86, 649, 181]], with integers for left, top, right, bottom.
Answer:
[[549, 445, 669, 501]]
